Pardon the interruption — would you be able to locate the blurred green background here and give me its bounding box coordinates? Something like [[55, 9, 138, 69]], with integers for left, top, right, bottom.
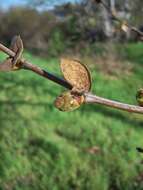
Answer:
[[0, 0, 143, 189]]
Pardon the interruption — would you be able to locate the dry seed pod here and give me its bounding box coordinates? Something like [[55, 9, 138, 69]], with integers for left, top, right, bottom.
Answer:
[[60, 58, 91, 93]]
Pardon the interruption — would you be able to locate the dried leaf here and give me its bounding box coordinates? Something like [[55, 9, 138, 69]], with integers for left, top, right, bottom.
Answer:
[[0, 36, 24, 72], [10, 35, 23, 53], [60, 58, 91, 93], [10, 35, 24, 69]]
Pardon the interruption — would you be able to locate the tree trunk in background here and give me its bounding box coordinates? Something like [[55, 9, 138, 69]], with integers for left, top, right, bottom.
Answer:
[[101, 0, 115, 38], [117, 0, 131, 39], [101, 0, 132, 39]]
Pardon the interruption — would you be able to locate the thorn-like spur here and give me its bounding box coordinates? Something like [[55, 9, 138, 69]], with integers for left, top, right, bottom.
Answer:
[[0, 35, 23, 72]]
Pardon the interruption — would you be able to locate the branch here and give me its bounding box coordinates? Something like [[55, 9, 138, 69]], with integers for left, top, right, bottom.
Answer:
[[97, 0, 143, 39], [0, 42, 143, 114], [0, 43, 72, 90], [85, 93, 143, 114]]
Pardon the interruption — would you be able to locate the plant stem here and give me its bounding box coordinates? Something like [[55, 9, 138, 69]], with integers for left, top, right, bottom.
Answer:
[[85, 93, 143, 114], [0, 43, 72, 90], [23, 62, 72, 90], [0, 42, 143, 114]]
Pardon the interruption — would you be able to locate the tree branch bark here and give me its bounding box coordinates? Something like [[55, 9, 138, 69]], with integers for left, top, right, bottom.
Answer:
[[0, 42, 143, 114], [85, 93, 143, 114]]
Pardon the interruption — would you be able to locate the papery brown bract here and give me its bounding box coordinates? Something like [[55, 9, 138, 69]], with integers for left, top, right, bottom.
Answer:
[[10, 35, 24, 69], [55, 58, 91, 112], [60, 58, 91, 94], [0, 36, 24, 72]]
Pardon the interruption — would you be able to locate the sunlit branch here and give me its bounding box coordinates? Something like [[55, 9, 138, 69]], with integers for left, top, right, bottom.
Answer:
[[0, 41, 143, 114]]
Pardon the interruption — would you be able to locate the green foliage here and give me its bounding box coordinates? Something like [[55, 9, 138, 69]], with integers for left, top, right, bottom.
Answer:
[[0, 7, 57, 56], [0, 44, 143, 189], [48, 28, 66, 56], [0, 5, 105, 57], [122, 43, 143, 65]]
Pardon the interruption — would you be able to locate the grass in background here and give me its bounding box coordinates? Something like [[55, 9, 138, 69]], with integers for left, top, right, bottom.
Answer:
[[0, 43, 143, 189]]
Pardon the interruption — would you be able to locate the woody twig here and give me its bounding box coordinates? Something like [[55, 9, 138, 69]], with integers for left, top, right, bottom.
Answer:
[[0, 37, 143, 114]]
